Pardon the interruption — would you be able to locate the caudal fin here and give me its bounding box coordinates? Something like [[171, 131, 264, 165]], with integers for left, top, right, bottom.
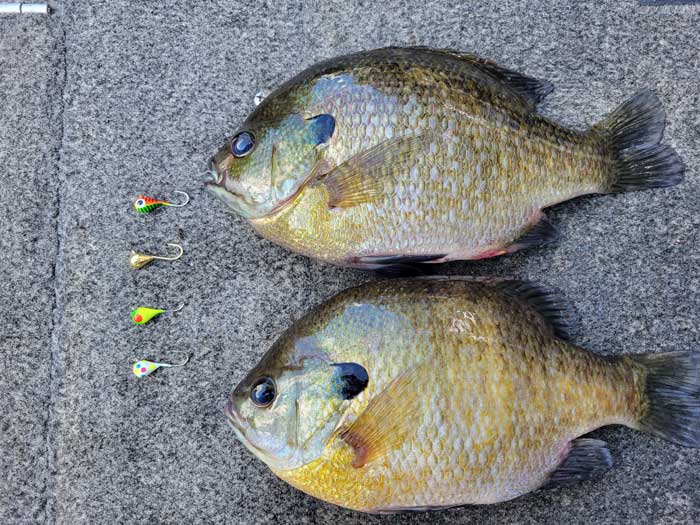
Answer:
[[632, 351, 700, 447], [594, 90, 684, 192]]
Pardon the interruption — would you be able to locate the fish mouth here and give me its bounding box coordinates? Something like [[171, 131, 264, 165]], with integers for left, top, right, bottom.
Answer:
[[204, 160, 253, 215], [203, 158, 248, 203], [225, 397, 256, 450], [224, 397, 272, 458]]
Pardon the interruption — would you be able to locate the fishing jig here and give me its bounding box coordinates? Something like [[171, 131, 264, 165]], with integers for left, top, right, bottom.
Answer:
[[131, 302, 184, 325], [129, 243, 183, 269], [132, 353, 190, 378], [133, 191, 189, 214]]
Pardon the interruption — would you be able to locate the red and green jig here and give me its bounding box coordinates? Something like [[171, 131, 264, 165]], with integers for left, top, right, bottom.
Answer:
[[131, 302, 184, 325], [133, 191, 189, 214]]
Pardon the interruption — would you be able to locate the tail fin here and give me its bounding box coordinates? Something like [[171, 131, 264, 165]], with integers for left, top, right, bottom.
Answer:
[[594, 90, 684, 192], [631, 351, 700, 447]]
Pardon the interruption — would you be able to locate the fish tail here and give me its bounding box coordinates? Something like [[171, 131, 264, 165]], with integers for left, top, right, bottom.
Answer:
[[593, 89, 684, 192], [630, 351, 700, 447]]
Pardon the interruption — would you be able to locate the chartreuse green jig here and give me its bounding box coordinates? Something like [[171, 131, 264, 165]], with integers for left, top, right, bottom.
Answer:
[[131, 302, 184, 325]]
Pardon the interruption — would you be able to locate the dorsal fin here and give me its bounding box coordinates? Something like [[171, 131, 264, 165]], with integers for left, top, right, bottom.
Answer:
[[404, 46, 554, 109], [470, 55, 554, 108], [400, 276, 576, 341], [494, 280, 576, 341]]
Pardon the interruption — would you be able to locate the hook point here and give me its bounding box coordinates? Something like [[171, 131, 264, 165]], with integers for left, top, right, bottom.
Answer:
[[165, 243, 184, 261], [169, 301, 185, 313], [171, 191, 190, 207]]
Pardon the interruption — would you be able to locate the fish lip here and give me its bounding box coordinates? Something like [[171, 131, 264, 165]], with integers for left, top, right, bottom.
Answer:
[[203, 163, 248, 201], [224, 397, 272, 457], [206, 158, 222, 185], [225, 396, 244, 429]]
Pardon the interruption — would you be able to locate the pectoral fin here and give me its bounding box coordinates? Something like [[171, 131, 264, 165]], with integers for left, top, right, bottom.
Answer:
[[340, 363, 426, 468], [320, 134, 428, 208]]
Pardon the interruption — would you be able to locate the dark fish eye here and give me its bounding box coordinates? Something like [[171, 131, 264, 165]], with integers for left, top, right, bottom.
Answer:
[[250, 377, 276, 407], [231, 131, 255, 158]]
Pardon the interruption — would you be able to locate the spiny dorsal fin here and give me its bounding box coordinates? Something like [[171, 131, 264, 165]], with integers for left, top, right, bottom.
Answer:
[[362, 276, 576, 339], [404, 46, 554, 109], [319, 134, 428, 208], [542, 438, 612, 489], [494, 279, 576, 341], [340, 363, 427, 468]]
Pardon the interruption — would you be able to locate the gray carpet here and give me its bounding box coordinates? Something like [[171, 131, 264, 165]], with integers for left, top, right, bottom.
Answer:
[[1, 1, 698, 523]]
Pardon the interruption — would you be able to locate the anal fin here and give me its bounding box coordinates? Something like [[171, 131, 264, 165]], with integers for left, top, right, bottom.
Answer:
[[542, 438, 612, 489], [507, 213, 558, 253]]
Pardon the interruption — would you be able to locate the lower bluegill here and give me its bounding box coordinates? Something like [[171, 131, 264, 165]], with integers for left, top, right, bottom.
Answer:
[[225, 277, 700, 513]]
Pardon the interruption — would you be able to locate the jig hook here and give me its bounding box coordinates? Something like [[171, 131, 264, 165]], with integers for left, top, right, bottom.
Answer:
[[129, 243, 183, 269]]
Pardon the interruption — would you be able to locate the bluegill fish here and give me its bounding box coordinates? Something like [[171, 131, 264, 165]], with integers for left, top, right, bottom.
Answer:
[[225, 278, 700, 513], [207, 47, 683, 270]]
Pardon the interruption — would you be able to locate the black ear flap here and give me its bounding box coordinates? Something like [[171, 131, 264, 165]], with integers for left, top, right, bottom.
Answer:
[[332, 362, 369, 400], [306, 114, 335, 145]]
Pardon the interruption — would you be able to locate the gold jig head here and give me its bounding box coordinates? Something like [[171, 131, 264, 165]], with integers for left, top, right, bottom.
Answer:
[[129, 243, 184, 270]]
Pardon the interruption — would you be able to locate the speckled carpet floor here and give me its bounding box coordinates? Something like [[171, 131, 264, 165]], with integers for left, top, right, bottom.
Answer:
[[1, 1, 698, 523]]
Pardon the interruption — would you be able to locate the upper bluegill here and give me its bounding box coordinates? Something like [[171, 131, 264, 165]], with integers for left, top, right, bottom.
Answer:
[[206, 47, 683, 270], [225, 277, 700, 513]]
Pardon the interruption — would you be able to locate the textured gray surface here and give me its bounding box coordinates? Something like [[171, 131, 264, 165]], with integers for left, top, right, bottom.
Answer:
[[1, 0, 699, 523], [0, 13, 61, 524]]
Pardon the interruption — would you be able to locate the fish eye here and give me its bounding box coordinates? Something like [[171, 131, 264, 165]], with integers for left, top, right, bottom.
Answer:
[[231, 131, 255, 158], [250, 377, 276, 407]]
